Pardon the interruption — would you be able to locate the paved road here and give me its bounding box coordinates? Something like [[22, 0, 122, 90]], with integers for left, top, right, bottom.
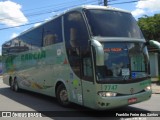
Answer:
[[0, 78, 160, 120]]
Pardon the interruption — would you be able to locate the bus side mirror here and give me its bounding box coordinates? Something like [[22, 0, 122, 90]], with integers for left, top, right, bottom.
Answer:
[[91, 40, 104, 66], [146, 40, 160, 50]]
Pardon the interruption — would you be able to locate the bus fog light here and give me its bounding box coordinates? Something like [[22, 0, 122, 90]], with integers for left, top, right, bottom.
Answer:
[[144, 85, 151, 91], [98, 91, 117, 97]]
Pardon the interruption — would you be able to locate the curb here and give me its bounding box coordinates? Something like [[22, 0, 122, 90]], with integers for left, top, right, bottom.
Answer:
[[152, 83, 160, 94]]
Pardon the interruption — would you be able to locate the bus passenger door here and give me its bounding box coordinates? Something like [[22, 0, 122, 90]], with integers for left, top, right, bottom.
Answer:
[[67, 47, 95, 107], [63, 11, 95, 106], [67, 47, 84, 105], [81, 49, 96, 108]]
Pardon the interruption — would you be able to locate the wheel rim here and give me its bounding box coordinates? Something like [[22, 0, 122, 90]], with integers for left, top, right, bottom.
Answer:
[[14, 82, 18, 91], [60, 89, 68, 102]]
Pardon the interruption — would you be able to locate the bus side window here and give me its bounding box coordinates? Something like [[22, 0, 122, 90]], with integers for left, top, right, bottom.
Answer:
[[64, 11, 89, 48], [64, 11, 93, 81], [83, 58, 92, 76], [69, 28, 80, 55], [43, 17, 62, 46], [82, 50, 94, 81], [43, 34, 57, 46], [2, 39, 29, 55], [70, 28, 77, 48]]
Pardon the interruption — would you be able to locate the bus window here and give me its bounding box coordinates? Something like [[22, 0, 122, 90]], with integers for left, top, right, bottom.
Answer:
[[128, 43, 149, 78], [43, 17, 62, 46], [64, 11, 92, 81], [24, 26, 43, 48], [64, 11, 89, 48], [96, 42, 130, 81], [85, 9, 144, 39], [2, 39, 29, 55], [82, 49, 94, 81], [96, 42, 149, 82], [43, 34, 57, 46]]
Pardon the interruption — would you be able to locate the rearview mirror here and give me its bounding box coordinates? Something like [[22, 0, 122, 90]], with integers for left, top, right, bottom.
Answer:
[[91, 40, 104, 66]]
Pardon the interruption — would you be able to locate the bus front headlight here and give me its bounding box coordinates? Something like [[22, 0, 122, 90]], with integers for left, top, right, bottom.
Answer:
[[98, 91, 117, 97], [144, 85, 151, 91]]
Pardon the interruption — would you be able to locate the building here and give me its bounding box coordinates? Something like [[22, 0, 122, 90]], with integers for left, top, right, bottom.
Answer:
[[148, 45, 160, 79]]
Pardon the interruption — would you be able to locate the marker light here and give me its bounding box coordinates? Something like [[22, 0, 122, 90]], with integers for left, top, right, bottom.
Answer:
[[98, 91, 117, 97], [144, 85, 151, 91]]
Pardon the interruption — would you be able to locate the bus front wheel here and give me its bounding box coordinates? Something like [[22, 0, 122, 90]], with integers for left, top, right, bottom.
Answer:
[[56, 84, 70, 107]]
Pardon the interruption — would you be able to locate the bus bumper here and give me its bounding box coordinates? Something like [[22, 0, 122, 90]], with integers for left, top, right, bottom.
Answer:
[[95, 91, 152, 110]]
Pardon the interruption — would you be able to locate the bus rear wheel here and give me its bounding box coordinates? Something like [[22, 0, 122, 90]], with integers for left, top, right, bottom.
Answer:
[[13, 79, 19, 92], [9, 77, 14, 90], [56, 84, 70, 107]]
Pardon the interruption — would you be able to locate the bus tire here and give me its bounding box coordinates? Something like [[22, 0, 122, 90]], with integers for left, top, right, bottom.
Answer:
[[56, 84, 70, 107], [13, 79, 19, 92], [9, 77, 14, 90]]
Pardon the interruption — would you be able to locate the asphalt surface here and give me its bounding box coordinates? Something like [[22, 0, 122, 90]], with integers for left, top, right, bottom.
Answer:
[[0, 77, 160, 120]]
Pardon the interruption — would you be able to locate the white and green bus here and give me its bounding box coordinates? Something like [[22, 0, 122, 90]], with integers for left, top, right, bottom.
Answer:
[[2, 5, 152, 110]]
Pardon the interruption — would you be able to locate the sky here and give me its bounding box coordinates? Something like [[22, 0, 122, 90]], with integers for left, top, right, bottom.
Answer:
[[0, 0, 160, 55]]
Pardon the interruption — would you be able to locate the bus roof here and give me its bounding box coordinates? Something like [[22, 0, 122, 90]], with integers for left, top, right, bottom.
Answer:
[[3, 5, 131, 45], [22, 5, 130, 34], [66, 5, 130, 14]]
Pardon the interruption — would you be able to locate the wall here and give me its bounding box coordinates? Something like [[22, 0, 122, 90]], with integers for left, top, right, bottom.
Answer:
[[149, 52, 159, 77]]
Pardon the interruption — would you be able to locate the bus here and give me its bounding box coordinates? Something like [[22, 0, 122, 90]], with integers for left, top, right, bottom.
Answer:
[[2, 5, 152, 110]]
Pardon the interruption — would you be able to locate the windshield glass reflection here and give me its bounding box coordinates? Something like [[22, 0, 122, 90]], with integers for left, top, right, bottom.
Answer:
[[85, 9, 144, 39], [96, 42, 149, 82]]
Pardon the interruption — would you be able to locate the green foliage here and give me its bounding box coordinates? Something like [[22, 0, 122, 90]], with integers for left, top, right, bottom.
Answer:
[[138, 14, 160, 41], [139, 14, 160, 82]]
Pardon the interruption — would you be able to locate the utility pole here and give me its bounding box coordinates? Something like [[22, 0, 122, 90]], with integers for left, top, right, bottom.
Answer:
[[104, 0, 108, 6]]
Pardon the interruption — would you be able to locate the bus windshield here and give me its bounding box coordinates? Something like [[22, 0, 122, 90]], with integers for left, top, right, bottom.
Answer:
[[96, 42, 149, 82], [85, 9, 144, 39]]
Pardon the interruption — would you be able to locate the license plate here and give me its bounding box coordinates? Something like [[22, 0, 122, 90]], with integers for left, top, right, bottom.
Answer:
[[128, 98, 137, 104]]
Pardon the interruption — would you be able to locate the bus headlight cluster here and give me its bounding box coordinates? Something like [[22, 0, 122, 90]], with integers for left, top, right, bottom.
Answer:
[[98, 91, 117, 97], [144, 85, 151, 91]]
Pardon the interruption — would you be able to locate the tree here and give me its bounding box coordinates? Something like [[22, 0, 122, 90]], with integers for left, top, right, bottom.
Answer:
[[138, 14, 160, 41], [138, 14, 160, 81]]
